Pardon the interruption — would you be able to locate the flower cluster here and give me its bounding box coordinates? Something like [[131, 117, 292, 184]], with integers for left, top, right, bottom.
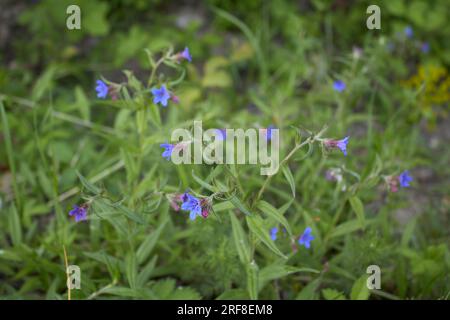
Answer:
[[77, 43, 416, 263], [387, 26, 432, 56], [183, 193, 212, 220], [94, 47, 191, 106]]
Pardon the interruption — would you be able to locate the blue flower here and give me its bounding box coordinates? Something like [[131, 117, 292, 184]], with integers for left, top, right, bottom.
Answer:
[[270, 227, 278, 241], [399, 170, 413, 188], [95, 80, 108, 99], [404, 26, 413, 38], [151, 85, 171, 107], [336, 136, 349, 156], [421, 42, 430, 54], [181, 193, 202, 220], [160, 143, 174, 161], [298, 227, 314, 249], [266, 125, 275, 141], [333, 80, 346, 92], [215, 129, 227, 141], [180, 47, 192, 62], [69, 205, 88, 222]]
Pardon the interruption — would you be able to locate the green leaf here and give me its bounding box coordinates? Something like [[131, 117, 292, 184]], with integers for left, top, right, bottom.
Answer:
[[330, 219, 365, 238], [281, 165, 296, 198], [170, 287, 201, 300], [136, 109, 147, 135], [212, 201, 234, 212], [350, 275, 370, 300], [385, 0, 405, 15], [246, 261, 259, 300], [31, 66, 56, 101], [82, 0, 110, 36], [278, 199, 293, 215], [192, 170, 217, 192], [152, 278, 175, 298], [216, 289, 249, 300], [256, 200, 292, 236], [349, 196, 365, 228], [1, 102, 21, 209], [76, 171, 101, 194], [74, 86, 90, 121], [246, 215, 287, 259], [259, 264, 319, 291], [201, 57, 232, 88], [102, 286, 155, 299], [229, 195, 252, 216], [84, 251, 120, 280], [137, 256, 158, 287], [125, 252, 137, 289], [115, 204, 146, 225], [401, 217, 417, 247], [136, 216, 168, 264], [296, 277, 321, 299], [322, 288, 346, 300], [8, 205, 22, 246], [229, 211, 251, 263]]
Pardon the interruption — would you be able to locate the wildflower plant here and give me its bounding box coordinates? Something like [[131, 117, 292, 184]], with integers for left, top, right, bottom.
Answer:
[[0, 2, 448, 302]]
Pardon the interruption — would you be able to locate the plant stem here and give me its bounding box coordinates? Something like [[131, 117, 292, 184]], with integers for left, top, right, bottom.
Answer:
[[148, 56, 166, 87], [47, 160, 125, 206], [254, 137, 311, 204], [63, 245, 70, 300]]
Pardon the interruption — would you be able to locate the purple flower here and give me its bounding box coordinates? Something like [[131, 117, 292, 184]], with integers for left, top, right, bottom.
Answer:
[[270, 227, 278, 241], [325, 136, 350, 156], [181, 192, 202, 220], [421, 42, 430, 54], [151, 85, 171, 107], [180, 47, 192, 62], [336, 136, 349, 156], [215, 129, 227, 141], [160, 143, 174, 161], [69, 205, 88, 222], [333, 80, 346, 92], [95, 80, 108, 99], [404, 26, 413, 38], [398, 170, 413, 188], [298, 227, 314, 249]]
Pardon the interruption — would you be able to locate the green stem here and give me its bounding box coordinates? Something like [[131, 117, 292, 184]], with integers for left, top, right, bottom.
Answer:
[[254, 137, 311, 204], [148, 56, 166, 87]]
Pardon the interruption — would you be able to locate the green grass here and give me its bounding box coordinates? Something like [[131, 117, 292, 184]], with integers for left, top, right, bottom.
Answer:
[[0, 0, 449, 300]]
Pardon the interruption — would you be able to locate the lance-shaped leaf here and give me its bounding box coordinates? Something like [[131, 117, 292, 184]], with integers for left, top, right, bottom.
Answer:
[[229, 211, 251, 264], [246, 215, 287, 259], [256, 200, 292, 236]]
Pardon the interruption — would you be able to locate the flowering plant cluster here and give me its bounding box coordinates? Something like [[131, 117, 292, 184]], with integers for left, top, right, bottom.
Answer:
[[2, 0, 449, 302], [70, 45, 416, 266]]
